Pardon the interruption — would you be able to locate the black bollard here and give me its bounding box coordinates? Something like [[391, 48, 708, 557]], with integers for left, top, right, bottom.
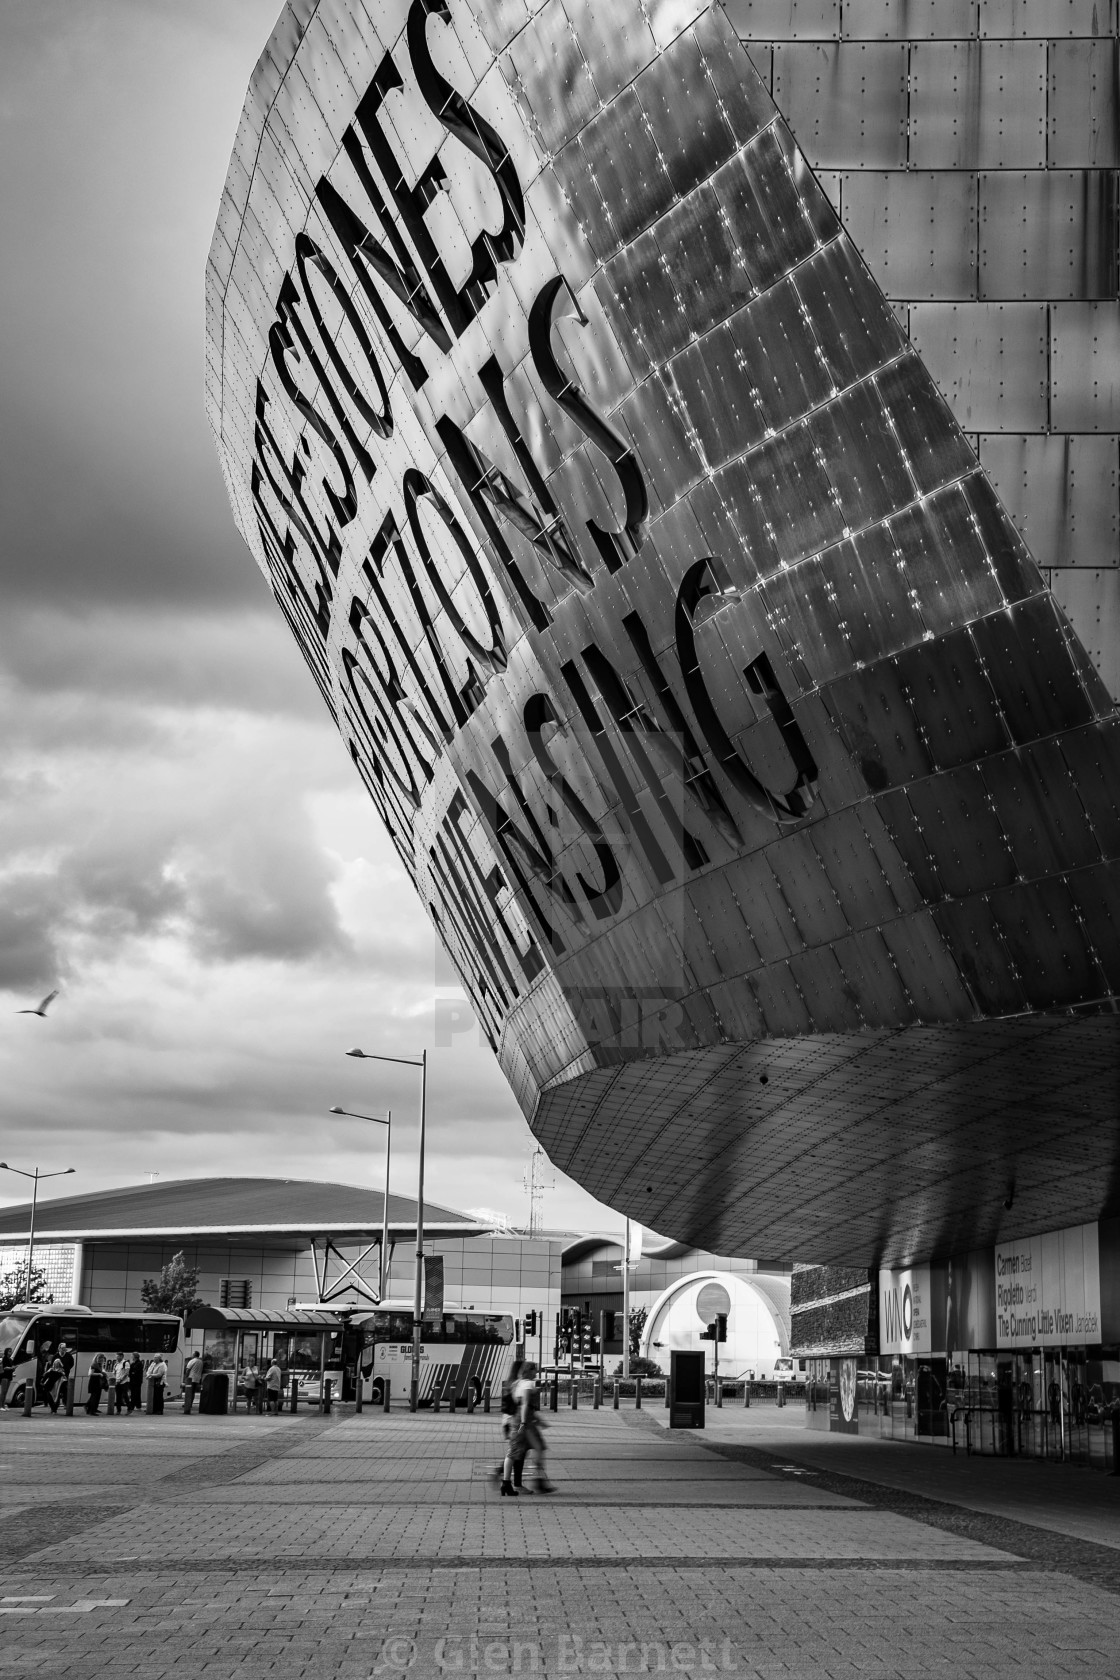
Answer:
[[612, 1380, 619, 1411], [322, 1378, 332, 1415], [355, 1374, 363, 1414], [743, 1382, 751, 1409], [593, 1381, 601, 1410], [449, 1385, 457, 1414], [636, 1376, 642, 1410], [432, 1383, 441, 1413], [289, 1376, 299, 1413], [22, 1380, 33, 1417], [65, 1377, 75, 1417], [482, 1382, 490, 1414], [571, 1381, 578, 1410], [382, 1378, 391, 1414], [467, 1384, 476, 1414], [550, 1377, 558, 1413]]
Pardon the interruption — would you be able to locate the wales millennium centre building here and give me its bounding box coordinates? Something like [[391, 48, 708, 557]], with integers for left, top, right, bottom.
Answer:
[[207, 0, 1120, 1288]]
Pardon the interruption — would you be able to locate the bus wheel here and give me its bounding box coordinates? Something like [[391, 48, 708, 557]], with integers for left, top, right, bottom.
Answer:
[[370, 1378, 385, 1406]]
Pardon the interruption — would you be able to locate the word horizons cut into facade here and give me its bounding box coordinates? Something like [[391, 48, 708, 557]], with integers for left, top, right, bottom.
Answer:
[[239, 1, 824, 1060]]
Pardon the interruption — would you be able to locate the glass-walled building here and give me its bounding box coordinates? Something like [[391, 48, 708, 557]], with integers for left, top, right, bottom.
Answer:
[[795, 1215, 1120, 1469]]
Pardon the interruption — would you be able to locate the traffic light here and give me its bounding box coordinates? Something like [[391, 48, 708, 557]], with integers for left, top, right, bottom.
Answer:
[[715, 1313, 727, 1343], [524, 1310, 537, 1337]]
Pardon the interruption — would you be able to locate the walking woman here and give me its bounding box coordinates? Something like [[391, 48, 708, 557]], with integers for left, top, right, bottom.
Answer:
[[44, 1355, 66, 1414], [85, 1352, 107, 1414], [0, 1347, 14, 1409], [500, 1361, 554, 1497]]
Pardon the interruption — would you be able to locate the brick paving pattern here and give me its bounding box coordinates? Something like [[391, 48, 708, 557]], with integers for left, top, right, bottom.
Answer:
[[0, 1400, 1117, 1676]]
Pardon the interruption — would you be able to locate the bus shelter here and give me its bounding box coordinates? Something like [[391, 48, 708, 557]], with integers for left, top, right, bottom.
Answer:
[[186, 1306, 343, 1407]]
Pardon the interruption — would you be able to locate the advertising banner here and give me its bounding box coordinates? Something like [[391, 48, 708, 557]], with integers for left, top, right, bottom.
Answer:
[[995, 1223, 1101, 1348], [878, 1264, 932, 1356]]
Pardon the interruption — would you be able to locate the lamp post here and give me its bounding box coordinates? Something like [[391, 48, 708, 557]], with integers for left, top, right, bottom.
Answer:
[[346, 1048, 427, 1411], [0, 1163, 75, 1303], [328, 1107, 392, 1299]]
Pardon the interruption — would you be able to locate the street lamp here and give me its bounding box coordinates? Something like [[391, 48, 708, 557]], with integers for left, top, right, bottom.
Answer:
[[0, 1163, 75, 1304], [328, 1106, 392, 1299], [345, 1047, 427, 1411]]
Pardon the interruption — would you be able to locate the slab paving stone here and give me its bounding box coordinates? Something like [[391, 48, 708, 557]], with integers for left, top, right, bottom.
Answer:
[[0, 1401, 1116, 1678]]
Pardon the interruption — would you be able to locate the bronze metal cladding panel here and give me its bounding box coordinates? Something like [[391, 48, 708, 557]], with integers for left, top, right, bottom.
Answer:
[[207, 0, 1120, 1264], [1050, 569, 1120, 697], [979, 170, 1120, 301], [1052, 302, 1120, 430], [770, 42, 909, 168], [841, 171, 979, 301], [907, 302, 1049, 431], [978, 434, 1120, 568], [910, 41, 1048, 170], [1049, 38, 1120, 167]]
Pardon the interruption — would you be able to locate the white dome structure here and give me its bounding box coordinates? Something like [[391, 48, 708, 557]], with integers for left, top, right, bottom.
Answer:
[[641, 1271, 787, 1380]]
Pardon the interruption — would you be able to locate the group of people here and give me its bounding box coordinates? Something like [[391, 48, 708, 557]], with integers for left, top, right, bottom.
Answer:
[[498, 1359, 554, 1496], [236, 1358, 285, 1413], [0, 1343, 171, 1415]]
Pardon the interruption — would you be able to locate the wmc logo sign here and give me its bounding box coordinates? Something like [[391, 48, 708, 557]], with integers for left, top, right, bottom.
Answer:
[[879, 1267, 929, 1355]]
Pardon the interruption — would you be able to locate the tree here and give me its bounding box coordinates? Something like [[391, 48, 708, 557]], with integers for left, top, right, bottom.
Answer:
[[0, 1264, 53, 1312], [140, 1251, 204, 1318], [629, 1305, 648, 1361]]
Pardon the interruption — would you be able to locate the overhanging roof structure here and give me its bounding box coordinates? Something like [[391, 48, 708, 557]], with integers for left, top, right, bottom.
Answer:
[[0, 1177, 482, 1244], [206, 1, 1120, 1270]]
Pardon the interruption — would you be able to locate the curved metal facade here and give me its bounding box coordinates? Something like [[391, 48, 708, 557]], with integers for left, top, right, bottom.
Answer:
[[207, 0, 1120, 1266]]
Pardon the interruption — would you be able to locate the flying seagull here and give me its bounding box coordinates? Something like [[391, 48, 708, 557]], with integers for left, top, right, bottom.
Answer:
[[16, 989, 59, 1018]]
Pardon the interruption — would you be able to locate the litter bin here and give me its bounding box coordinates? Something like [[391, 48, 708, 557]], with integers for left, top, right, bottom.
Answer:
[[199, 1372, 229, 1415]]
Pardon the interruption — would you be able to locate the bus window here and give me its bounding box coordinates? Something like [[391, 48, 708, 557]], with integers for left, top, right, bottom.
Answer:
[[289, 1332, 321, 1373], [389, 1313, 413, 1342], [0, 1314, 31, 1357], [141, 1322, 180, 1355], [443, 1314, 467, 1342], [78, 1320, 135, 1353], [362, 1314, 389, 1347]]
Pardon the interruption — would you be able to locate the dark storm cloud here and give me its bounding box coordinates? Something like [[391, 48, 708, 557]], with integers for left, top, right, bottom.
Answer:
[[0, 0, 279, 617], [0, 607, 327, 720], [0, 876, 64, 991]]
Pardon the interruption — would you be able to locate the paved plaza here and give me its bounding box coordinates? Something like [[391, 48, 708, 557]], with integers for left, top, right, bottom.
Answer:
[[0, 1399, 1117, 1677]]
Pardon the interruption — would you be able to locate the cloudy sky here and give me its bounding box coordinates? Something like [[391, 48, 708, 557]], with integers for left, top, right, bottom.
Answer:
[[0, 0, 620, 1236]]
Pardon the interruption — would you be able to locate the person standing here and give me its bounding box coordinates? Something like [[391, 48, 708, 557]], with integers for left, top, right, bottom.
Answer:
[[85, 1353, 107, 1415], [44, 1356, 66, 1414], [113, 1354, 131, 1415], [183, 1350, 205, 1414], [146, 1353, 169, 1415], [0, 1347, 14, 1409], [128, 1351, 144, 1414], [264, 1357, 283, 1415]]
